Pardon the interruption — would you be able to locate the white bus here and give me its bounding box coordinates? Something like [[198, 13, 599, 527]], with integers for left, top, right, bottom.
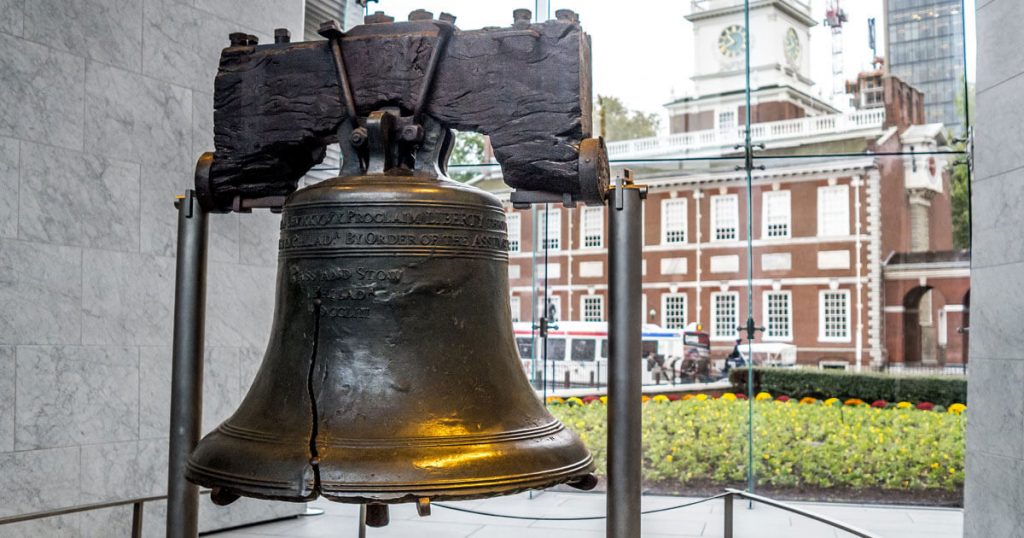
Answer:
[[512, 321, 706, 387]]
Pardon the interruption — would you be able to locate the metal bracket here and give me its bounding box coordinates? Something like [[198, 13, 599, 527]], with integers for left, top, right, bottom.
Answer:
[[737, 316, 766, 341], [510, 190, 578, 209]]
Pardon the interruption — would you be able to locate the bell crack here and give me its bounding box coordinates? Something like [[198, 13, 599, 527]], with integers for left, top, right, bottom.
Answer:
[[306, 293, 324, 494]]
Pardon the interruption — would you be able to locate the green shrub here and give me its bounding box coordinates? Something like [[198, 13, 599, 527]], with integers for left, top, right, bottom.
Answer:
[[729, 368, 967, 408]]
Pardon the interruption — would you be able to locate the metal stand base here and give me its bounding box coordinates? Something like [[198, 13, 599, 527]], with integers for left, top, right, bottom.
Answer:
[[166, 191, 209, 538]]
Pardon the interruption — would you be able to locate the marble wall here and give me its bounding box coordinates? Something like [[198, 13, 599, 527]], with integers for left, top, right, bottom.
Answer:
[[0, 0, 307, 535], [963, 0, 1024, 536]]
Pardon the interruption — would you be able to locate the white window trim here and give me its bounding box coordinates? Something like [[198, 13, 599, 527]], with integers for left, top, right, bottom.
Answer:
[[710, 194, 739, 242], [762, 190, 791, 240], [710, 291, 739, 341], [762, 290, 793, 342], [581, 294, 604, 322], [661, 293, 688, 330], [540, 208, 561, 251], [660, 198, 687, 245], [506, 213, 521, 253], [818, 289, 851, 343], [817, 185, 850, 237], [716, 107, 737, 131], [580, 206, 603, 249]]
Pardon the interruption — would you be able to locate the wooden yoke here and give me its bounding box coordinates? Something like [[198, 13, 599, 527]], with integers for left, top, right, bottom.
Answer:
[[195, 9, 609, 213]]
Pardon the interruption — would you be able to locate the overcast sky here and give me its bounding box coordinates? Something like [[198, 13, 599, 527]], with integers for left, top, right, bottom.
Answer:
[[372, 0, 976, 118]]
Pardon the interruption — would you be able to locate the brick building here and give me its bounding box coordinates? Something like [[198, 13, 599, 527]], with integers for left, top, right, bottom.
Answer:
[[483, 0, 969, 370]]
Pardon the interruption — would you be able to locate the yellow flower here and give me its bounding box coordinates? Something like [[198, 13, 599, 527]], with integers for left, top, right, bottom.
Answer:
[[721, 393, 737, 401], [566, 397, 584, 407], [695, 394, 708, 401], [755, 392, 772, 401], [546, 396, 565, 405], [665, 455, 673, 462], [600, 396, 608, 404], [824, 397, 839, 407], [931, 462, 940, 469], [896, 401, 913, 409], [948, 403, 967, 414], [653, 394, 670, 403]]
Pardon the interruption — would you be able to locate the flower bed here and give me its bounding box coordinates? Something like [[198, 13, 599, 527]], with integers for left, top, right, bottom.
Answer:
[[549, 394, 966, 500]]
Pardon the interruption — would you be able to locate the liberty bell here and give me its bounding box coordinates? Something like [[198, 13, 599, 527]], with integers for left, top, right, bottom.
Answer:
[[185, 10, 607, 526]]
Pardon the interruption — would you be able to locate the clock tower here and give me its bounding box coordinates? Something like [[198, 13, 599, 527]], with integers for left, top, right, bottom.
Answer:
[[669, 0, 835, 134]]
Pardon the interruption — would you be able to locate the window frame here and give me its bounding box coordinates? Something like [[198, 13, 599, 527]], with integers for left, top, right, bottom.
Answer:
[[510, 295, 521, 323], [818, 289, 852, 343], [506, 212, 521, 252], [580, 206, 603, 249], [762, 290, 793, 342], [711, 193, 739, 242], [710, 291, 739, 341], [762, 190, 791, 239], [581, 294, 604, 322], [661, 293, 688, 330], [539, 207, 561, 251], [817, 185, 850, 237], [660, 198, 688, 244]]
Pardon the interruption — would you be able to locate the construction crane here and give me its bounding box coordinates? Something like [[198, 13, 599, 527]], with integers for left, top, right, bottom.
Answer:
[[823, 0, 849, 103]]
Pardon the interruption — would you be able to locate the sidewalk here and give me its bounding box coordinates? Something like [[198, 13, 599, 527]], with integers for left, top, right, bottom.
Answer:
[[209, 491, 963, 538]]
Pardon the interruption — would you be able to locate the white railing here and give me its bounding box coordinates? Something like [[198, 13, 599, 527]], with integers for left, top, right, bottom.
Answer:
[[605, 108, 886, 160], [691, 0, 809, 12]]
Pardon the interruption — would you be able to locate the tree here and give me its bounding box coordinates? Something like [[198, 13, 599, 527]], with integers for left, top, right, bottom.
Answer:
[[595, 95, 660, 142], [447, 131, 486, 182], [949, 77, 974, 250]]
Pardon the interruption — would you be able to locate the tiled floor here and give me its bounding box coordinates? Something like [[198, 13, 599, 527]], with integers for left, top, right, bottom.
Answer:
[[207, 491, 963, 538]]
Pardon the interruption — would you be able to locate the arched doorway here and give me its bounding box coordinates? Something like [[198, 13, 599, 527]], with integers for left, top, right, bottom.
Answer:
[[902, 286, 947, 364]]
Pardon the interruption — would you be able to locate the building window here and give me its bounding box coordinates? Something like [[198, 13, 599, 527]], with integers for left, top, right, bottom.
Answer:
[[582, 295, 604, 322], [540, 208, 561, 250], [581, 206, 603, 248], [819, 290, 850, 342], [763, 291, 792, 341], [711, 194, 738, 241], [711, 292, 738, 340], [661, 198, 687, 244], [662, 294, 687, 329], [510, 295, 521, 323], [762, 191, 791, 239], [717, 109, 736, 131], [817, 185, 850, 237], [506, 213, 521, 252]]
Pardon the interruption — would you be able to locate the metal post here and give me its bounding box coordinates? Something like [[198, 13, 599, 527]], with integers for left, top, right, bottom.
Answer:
[[131, 501, 144, 538], [607, 171, 645, 538], [358, 504, 367, 538], [724, 493, 734, 538], [166, 190, 209, 538]]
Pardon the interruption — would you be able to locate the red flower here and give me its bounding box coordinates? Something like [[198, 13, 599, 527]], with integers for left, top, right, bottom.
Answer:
[[915, 402, 935, 411], [667, 394, 682, 401], [871, 400, 888, 408], [736, 393, 748, 400], [776, 395, 790, 402], [582, 395, 599, 404]]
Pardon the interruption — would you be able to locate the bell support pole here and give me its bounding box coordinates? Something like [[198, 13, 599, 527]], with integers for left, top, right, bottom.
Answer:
[[607, 170, 646, 538], [166, 190, 209, 538]]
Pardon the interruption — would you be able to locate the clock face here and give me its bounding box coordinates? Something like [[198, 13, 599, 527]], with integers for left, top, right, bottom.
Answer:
[[718, 24, 746, 58], [784, 28, 801, 65]]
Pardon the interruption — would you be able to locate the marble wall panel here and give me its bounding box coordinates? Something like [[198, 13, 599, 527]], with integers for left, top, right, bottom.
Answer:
[[82, 250, 174, 346], [964, 451, 1024, 537], [0, 515, 79, 538], [202, 346, 241, 434], [965, 358, 1024, 460], [80, 439, 167, 505], [0, 34, 84, 150], [15, 346, 138, 450], [975, 0, 1024, 93], [0, 137, 16, 238], [191, 90, 213, 159], [0, 346, 13, 452], [205, 262, 276, 348], [138, 345, 171, 440], [974, 74, 1024, 182], [0, 239, 81, 345], [239, 210, 282, 267], [0, 446, 80, 517], [84, 60, 191, 172], [140, 164, 188, 258], [194, 0, 303, 40], [968, 261, 1024, 361], [0, 0, 24, 36], [18, 142, 140, 251], [239, 346, 264, 396], [142, 0, 272, 93], [23, 0, 143, 72]]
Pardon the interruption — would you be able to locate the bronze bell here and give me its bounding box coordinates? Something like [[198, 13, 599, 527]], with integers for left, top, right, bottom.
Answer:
[[185, 111, 596, 522]]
